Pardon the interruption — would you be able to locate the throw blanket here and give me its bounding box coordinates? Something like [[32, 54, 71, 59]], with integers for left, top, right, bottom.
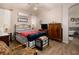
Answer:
[[0, 41, 10, 55], [27, 31, 46, 41]]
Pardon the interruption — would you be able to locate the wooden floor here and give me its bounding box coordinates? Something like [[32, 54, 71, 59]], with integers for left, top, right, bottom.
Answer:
[[10, 38, 79, 55], [38, 38, 79, 55]]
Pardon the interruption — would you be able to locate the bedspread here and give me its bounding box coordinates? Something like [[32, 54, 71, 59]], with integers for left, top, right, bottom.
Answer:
[[19, 30, 39, 37]]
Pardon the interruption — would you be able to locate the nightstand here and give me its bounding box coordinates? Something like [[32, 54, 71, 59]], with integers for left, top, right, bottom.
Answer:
[[0, 33, 9, 46]]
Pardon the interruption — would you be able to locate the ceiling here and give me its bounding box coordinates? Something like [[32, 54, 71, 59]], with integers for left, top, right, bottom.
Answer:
[[0, 3, 63, 16], [0, 3, 62, 11]]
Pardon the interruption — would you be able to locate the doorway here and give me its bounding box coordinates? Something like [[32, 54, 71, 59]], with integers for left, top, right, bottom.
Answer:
[[68, 3, 79, 44]]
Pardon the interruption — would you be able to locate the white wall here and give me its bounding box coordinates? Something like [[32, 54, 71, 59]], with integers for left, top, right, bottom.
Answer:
[[62, 3, 75, 43], [38, 4, 62, 24], [0, 8, 41, 38], [62, 4, 69, 43], [10, 9, 31, 33], [10, 9, 41, 33], [30, 15, 41, 29]]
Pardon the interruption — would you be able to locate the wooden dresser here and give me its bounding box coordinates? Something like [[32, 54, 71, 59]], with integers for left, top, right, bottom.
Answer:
[[48, 23, 62, 42], [0, 33, 9, 46]]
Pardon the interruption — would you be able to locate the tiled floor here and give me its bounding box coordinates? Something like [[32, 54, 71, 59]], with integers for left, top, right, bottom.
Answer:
[[9, 38, 79, 55]]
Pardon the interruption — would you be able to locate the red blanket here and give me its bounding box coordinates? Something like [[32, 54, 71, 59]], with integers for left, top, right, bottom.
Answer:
[[20, 30, 39, 37]]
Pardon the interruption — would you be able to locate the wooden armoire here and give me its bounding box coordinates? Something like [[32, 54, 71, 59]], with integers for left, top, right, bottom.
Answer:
[[48, 23, 62, 42]]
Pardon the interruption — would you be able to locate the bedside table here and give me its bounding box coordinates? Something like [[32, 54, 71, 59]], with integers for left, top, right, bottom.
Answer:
[[0, 33, 9, 46]]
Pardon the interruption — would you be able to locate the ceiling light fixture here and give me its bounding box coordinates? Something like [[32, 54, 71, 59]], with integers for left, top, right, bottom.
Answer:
[[28, 3, 39, 11], [33, 7, 38, 11]]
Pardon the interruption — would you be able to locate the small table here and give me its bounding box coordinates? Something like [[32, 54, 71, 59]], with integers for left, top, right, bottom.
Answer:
[[0, 33, 9, 46]]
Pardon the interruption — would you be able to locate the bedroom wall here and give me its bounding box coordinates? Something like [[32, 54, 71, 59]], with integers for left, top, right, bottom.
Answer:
[[30, 15, 41, 29], [0, 8, 41, 38], [11, 9, 41, 33], [11, 9, 30, 33], [62, 3, 75, 43], [38, 4, 62, 24]]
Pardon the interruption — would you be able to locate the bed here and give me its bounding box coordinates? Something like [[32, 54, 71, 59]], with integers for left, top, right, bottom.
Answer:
[[14, 24, 47, 48]]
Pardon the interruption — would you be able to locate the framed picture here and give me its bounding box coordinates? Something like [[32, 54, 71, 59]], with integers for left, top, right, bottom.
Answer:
[[18, 17, 28, 22], [71, 18, 75, 22], [17, 12, 29, 22], [71, 17, 79, 22]]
